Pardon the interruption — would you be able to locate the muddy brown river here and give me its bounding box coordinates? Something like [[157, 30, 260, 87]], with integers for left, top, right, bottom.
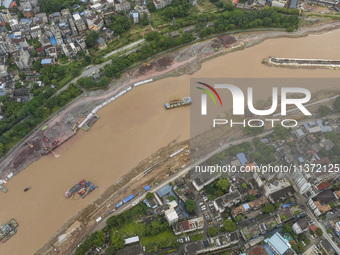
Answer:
[[2, 29, 340, 255]]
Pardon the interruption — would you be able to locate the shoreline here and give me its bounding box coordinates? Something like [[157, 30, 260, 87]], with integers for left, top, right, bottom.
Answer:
[[0, 21, 340, 255], [31, 22, 340, 254]]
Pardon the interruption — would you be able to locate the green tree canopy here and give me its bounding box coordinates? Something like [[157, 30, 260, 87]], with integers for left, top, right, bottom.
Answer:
[[274, 124, 290, 139], [105, 246, 115, 255], [262, 204, 275, 214], [223, 219, 237, 232], [185, 199, 196, 213], [318, 105, 331, 117], [334, 95, 340, 111], [216, 178, 230, 192], [208, 226, 217, 236], [146, 192, 154, 200], [110, 233, 125, 250], [93, 231, 105, 247], [234, 215, 243, 223], [316, 227, 323, 236], [86, 31, 99, 48]]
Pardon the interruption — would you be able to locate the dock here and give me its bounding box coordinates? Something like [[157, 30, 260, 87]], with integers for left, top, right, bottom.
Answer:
[[82, 114, 100, 131]]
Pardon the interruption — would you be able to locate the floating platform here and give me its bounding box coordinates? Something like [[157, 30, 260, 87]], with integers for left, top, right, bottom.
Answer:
[[0, 219, 18, 243], [0, 185, 7, 193], [164, 97, 192, 110], [82, 114, 100, 131]]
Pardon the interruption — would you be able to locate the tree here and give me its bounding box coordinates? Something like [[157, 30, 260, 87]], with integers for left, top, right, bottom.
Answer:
[[185, 199, 196, 213], [316, 227, 323, 236], [223, 219, 237, 232], [241, 183, 247, 189], [262, 204, 275, 214], [274, 124, 290, 139], [0, 143, 4, 157], [169, 195, 176, 201], [327, 229, 332, 234], [282, 223, 293, 234], [223, 2, 234, 10], [318, 105, 331, 117], [105, 246, 115, 255], [141, 13, 149, 26], [32, 61, 42, 71], [110, 233, 124, 250], [234, 215, 242, 223], [334, 95, 340, 111], [6, 23, 11, 31], [216, 178, 230, 192], [93, 231, 105, 247], [247, 195, 256, 201], [146, 192, 154, 200], [274, 202, 280, 210], [86, 31, 99, 47], [208, 226, 217, 236]]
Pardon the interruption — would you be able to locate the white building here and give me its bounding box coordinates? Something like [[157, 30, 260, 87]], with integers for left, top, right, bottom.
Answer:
[[164, 200, 179, 226]]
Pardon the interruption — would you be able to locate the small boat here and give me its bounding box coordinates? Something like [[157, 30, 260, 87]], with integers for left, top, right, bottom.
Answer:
[[24, 187, 32, 192]]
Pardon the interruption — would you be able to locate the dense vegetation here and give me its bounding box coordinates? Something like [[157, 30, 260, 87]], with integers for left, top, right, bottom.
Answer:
[[39, 0, 80, 13], [0, 84, 82, 156], [74, 231, 106, 255]]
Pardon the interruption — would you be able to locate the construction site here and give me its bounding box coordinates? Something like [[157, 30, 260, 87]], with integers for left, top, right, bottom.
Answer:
[[36, 141, 190, 255]]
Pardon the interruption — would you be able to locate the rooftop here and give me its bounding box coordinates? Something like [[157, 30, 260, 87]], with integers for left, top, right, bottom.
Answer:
[[317, 189, 335, 204], [124, 236, 139, 245], [266, 232, 291, 255]]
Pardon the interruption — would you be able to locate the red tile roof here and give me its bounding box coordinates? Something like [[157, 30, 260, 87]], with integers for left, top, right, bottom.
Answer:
[[310, 225, 316, 232], [317, 182, 330, 190]]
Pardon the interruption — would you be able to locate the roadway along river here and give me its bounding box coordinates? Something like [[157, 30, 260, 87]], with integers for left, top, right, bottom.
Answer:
[[1, 29, 340, 255]]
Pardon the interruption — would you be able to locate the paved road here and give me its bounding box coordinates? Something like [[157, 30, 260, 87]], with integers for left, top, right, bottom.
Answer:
[[103, 38, 145, 58], [289, 179, 340, 254], [56, 39, 146, 95]]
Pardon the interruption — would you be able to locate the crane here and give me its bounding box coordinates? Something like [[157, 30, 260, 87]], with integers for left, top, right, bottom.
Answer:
[[24, 141, 33, 148], [44, 147, 60, 158]]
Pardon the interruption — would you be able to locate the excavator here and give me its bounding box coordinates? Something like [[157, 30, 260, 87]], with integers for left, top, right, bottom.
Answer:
[[24, 141, 33, 148]]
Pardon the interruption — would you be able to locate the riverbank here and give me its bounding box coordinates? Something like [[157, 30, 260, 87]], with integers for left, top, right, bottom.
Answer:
[[1, 21, 340, 255]]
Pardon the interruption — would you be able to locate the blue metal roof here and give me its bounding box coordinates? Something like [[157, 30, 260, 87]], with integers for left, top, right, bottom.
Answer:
[[243, 203, 250, 210], [289, 0, 298, 8], [296, 128, 304, 137], [41, 59, 52, 64], [122, 194, 134, 203], [50, 37, 57, 45], [321, 126, 332, 133], [268, 233, 290, 255], [282, 202, 294, 208], [3, 0, 13, 8], [156, 184, 172, 198], [236, 152, 247, 166], [317, 120, 323, 127], [144, 185, 150, 191], [20, 19, 32, 25]]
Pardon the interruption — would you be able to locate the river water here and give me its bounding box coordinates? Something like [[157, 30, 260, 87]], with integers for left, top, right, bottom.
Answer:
[[1, 29, 340, 255]]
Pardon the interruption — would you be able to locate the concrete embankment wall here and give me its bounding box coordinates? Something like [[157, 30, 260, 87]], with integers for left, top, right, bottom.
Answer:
[[268, 57, 340, 68], [78, 79, 153, 128]]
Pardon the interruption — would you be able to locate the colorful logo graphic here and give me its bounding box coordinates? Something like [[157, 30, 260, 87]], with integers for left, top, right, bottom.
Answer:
[[196, 82, 223, 106]]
